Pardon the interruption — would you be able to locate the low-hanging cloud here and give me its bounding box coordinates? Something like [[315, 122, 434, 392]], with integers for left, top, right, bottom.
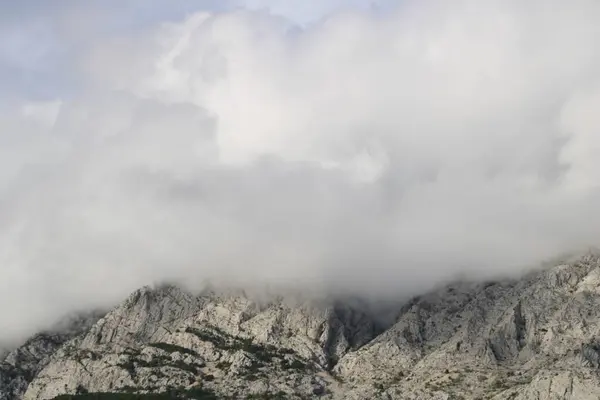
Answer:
[[2, 0, 600, 344]]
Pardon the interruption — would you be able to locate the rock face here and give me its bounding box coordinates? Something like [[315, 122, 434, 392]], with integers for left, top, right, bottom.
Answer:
[[5, 252, 600, 399], [22, 285, 379, 400], [1, 313, 102, 400]]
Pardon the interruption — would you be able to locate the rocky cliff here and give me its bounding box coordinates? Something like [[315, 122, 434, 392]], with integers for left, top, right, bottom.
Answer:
[[0, 313, 103, 400], [4, 253, 600, 399]]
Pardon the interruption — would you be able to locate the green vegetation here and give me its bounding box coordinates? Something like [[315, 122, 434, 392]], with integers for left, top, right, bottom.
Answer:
[[185, 328, 229, 349], [215, 361, 231, 370], [52, 387, 218, 400], [117, 353, 198, 376], [281, 359, 306, 371], [245, 392, 288, 399], [492, 377, 508, 390], [148, 343, 198, 357], [62, 346, 101, 363], [184, 327, 284, 359], [184, 325, 310, 373]]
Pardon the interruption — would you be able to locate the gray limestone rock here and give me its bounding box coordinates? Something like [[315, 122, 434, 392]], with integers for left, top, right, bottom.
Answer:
[[5, 252, 600, 399], [1, 312, 102, 400]]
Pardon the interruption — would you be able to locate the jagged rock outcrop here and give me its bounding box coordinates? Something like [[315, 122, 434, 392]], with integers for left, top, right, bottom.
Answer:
[[23, 286, 379, 399], [6, 252, 600, 399], [334, 252, 600, 399], [0, 313, 102, 400]]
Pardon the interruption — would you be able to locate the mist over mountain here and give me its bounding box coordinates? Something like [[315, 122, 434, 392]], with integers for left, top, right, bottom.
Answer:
[[2, 0, 600, 347], [2, 252, 600, 399]]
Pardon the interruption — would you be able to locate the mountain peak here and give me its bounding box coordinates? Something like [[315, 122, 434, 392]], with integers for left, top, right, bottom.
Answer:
[[4, 255, 600, 399]]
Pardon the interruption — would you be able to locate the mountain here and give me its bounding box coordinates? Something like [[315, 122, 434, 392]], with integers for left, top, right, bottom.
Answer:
[[0, 313, 103, 400], [4, 252, 600, 399]]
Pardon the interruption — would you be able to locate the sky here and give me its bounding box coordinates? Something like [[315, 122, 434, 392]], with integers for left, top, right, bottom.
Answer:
[[1, 0, 600, 345], [0, 0, 395, 100]]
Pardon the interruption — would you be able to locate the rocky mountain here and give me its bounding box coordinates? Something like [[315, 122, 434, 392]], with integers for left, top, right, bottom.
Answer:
[[1, 313, 103, 400], [4, 252, 600, 399]]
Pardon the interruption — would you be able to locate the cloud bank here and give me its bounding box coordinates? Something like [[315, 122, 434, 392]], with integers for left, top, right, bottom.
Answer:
[[2, 0, 600, 343]]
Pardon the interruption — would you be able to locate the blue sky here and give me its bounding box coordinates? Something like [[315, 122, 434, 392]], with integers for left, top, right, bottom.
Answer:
[[0, 0, 222, 100], [0, 0, 395, 102]]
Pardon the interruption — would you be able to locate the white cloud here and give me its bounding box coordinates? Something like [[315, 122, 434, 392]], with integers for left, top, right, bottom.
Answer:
[[2, 0, 600, 344], [236, 0, 393, 25]]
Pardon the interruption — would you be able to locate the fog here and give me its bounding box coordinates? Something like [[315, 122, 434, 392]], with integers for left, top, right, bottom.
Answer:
[[2, 0, 600, 344]]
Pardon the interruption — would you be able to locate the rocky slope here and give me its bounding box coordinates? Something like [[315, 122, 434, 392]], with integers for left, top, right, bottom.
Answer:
[[5, 252, 600, 399], [1, 313, 103, 400]]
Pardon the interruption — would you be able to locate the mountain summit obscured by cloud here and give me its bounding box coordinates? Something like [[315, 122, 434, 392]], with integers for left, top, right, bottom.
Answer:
[[1, 0, 600, 344]]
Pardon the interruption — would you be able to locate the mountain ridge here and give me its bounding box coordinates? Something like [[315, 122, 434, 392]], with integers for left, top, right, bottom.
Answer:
[[4, 252, 600, 399]]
